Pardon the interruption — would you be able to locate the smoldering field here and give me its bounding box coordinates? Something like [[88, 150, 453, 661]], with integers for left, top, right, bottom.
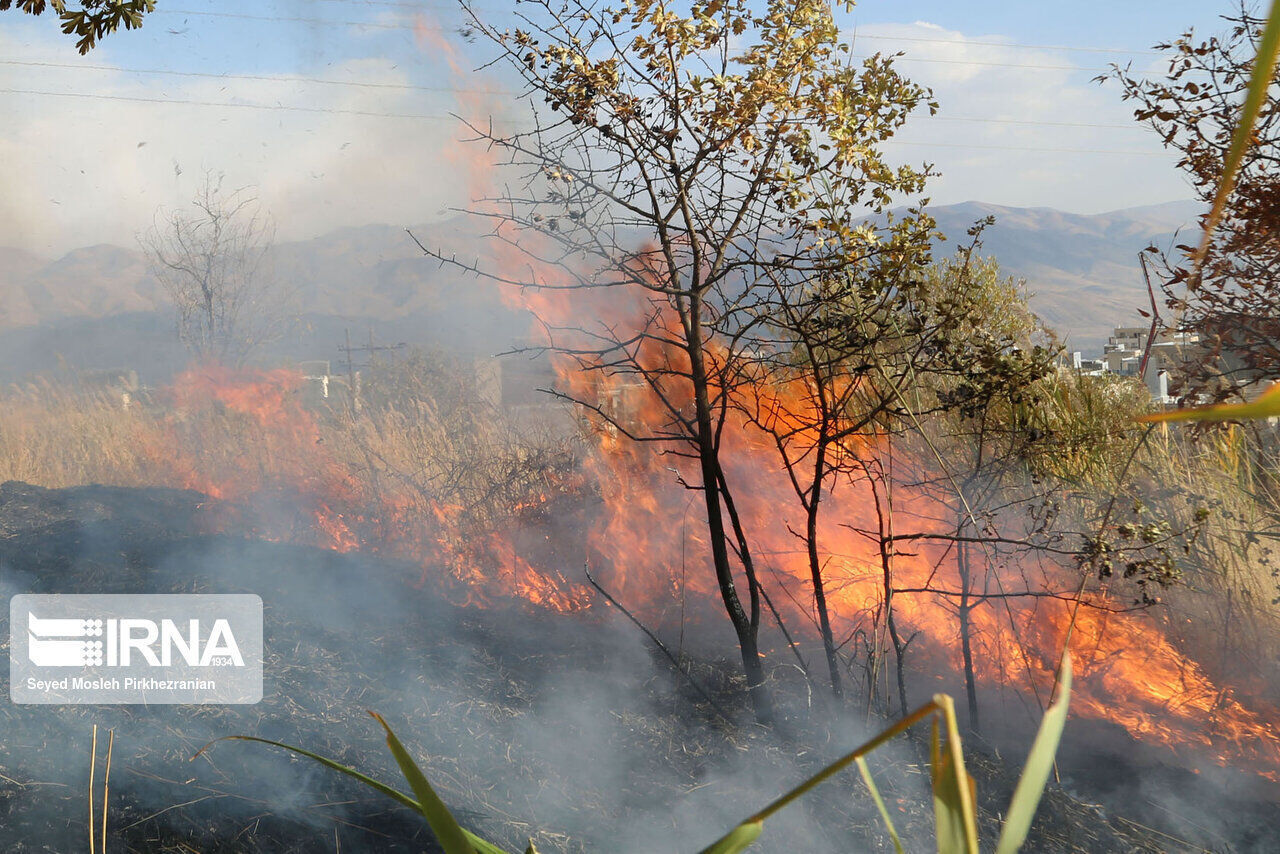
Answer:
[[0, 482, 846, 853], [0, 358, 1278, 852]]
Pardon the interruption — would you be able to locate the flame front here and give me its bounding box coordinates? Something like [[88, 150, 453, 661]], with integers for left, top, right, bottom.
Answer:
[[491, 262, 1280, 779]]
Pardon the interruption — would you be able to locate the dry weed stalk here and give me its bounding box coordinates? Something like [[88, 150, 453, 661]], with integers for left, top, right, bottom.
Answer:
[[88, 725, 115, 853]]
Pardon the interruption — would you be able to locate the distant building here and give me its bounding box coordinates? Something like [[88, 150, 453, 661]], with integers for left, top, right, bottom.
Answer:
[[1073, 326, 1200, 403]]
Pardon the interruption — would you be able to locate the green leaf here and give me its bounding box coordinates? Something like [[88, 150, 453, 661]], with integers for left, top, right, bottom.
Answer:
[[194, 732, 510, 854], [930, 718, 968, 854], [698, 821, 763, 854], [193, 734, 425, 813], [856, 756, 905, 854], [371, 712, 478, 854], [699, 701, 944, 854], [995, 655, 1072, 854], [1139, 381, 1280, 424], [1192, 0, 1280, 275]]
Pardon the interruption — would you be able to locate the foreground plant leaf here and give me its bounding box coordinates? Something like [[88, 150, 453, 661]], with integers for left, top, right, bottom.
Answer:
[[697, 701, 941, 853], [856, 756, 905, 854], [194, 732, 509, 854], [929, 697, 978, 854], [699, 821, 763, 854], [201, 688, 1065, 854], [996, 655, 1072, 854], [371, 711, 478, 854], [1138, 382, 1280, 423]]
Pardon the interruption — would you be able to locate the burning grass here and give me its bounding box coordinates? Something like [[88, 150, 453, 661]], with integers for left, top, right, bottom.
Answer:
[[2, 363, 1280, 848], [0, 481, 1235, 852]]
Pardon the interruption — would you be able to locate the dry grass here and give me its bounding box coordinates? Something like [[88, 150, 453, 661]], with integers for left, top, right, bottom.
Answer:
[[0, 380, 162, 488], [0, 365, 585, 606]]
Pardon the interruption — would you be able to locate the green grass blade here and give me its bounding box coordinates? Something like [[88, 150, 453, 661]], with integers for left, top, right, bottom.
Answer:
[[698, 701, 942, 854], [930, 716, 967, 854], [194, 733, 510, 854], [698, 821, 763, 854], [856, 756, 905, 854], [1192, 0, 1280, 275], [931, 696, 979, 854], [995, 655, 1073, 854], [371, 712, 478, 854], [194, 735, 423, 812]]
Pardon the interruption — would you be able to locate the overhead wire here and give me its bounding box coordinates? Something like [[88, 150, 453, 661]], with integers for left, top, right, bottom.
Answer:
[[4, 9, 1166, 147], [0, 85, 1168, 156]]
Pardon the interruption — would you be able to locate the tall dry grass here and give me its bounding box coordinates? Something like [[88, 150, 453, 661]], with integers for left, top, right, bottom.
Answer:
[[0, 379, 162, 488]]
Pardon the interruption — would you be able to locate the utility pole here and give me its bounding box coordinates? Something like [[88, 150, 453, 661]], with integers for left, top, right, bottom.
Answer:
[[337, 327, 407, 410]]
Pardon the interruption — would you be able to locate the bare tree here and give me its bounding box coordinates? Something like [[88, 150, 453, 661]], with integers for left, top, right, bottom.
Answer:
[[140, 173, 290, 367]]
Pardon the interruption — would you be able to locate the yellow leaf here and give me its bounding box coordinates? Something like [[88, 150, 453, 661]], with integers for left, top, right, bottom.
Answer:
[[1138, 381, 1280, 424]]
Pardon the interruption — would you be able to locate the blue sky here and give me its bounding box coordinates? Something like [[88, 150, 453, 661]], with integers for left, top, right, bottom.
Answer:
[[848, 1, 1218, 46], [1, 1, 1239, 253]]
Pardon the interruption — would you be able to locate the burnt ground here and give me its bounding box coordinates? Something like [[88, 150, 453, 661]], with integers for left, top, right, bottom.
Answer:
[[0, 480, 1275, 853]]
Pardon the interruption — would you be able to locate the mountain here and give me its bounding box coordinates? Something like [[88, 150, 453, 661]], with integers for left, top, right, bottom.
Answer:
[[0, 200, 1201, 380], [930, 200, 1201, 352]]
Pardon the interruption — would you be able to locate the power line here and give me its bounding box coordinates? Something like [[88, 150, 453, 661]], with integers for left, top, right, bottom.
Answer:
[[0, 85, 1165, 156], [310, 0, 465, 8], [1, 58, 1142, 129], [852, 32, 1160, 56], [0, 58, 509, 95], [309, 0, 503, 11], [889, 139, 1166, 157], [155, 8, 433, 31], [931, 115, 1145, 131], [159, 5, 1164, 60], [146, 8, 1147, 74], [852, 53, 1106, 72], [0, 86, 456, 119]]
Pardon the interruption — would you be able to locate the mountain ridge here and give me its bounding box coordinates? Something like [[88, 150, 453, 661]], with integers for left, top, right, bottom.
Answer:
[[0, 200, 1200, 368]]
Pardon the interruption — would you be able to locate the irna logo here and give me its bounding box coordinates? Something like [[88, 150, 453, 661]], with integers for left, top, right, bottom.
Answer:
[[27, 613, 245, 668], [11, 594, 263, 705]]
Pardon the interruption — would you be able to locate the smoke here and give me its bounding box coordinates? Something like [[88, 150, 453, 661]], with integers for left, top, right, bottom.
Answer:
[[0, 23, 480, 257], [0, 481, 932, 852]]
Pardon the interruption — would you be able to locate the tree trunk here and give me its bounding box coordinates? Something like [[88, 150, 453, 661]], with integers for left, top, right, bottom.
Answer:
[[957, 534, 980, 733], [686, 295, 773, 725], [806, 448, 843, 697]]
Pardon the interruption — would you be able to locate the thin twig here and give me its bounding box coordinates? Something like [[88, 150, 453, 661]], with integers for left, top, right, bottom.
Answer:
[[89, 724, 98, 854], [102, 729, 114, 850], [583, 565, 736, 724]]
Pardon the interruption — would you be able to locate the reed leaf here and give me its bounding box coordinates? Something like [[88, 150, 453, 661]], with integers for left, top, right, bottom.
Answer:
[[856, 756, 905, 854], [698, 821, 763, 854], [193, 732, 511, 854], [1191, 0, 1280, 277], [931, 695, 979, 854], [371, 712, 477, 854], [996, 655, 1073, 854], [1140, 382, 1280, 424], [930, 715, 972, 854]]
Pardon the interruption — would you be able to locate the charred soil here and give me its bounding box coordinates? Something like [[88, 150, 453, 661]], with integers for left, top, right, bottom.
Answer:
[[0, 481, 1272, 852]]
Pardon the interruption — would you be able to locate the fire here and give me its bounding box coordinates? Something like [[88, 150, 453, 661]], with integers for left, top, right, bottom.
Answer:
[[153, 366, 362, 551], [477, 250, 1280, 778], [104, 312, 1280, 781], [88, 10, 1275, 787], [125, 365, 587, 611]]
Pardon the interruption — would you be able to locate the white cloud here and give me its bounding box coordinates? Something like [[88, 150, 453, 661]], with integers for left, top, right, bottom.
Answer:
[[854, 22, 1190, 213], [2, 18, 1197, 256], [0, 26, 498, 255]]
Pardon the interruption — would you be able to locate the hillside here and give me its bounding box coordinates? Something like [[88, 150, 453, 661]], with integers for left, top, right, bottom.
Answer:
[[930, 199, 1200, 351], [0, 200, 1200, 379]]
